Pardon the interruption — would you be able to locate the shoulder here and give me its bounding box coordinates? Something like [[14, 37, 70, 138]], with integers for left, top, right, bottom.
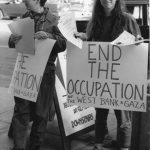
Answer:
[[123, 12, 141, 36], [123, 12, 137, 24]]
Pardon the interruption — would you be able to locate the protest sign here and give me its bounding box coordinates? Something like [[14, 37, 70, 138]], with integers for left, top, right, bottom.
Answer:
[[8, 17, 35, 55], [9, 39, 56, 102], [55, 52, 95, 136], [111, 30, 150, 46], [58, 12, 83, 49], [67, 42, 148, 112]]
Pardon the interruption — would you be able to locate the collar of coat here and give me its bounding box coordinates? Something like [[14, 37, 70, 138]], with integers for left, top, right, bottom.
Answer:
[[24, 7, 59, 25]]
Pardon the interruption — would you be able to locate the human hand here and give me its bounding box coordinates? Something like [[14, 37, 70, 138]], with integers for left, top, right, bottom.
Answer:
[[10, 34, 22, 44], [135, 35, 144, 45], [74, 32, 87, 41], [34, 31, 49, 40]]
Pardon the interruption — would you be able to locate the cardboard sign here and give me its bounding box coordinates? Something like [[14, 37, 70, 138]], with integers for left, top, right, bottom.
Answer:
[[111, 30, 150, 46], [9, 39, 56, 102], [8, 17, 35, 55], [55, 52, 95, 136], [67, 42, 148, 112]]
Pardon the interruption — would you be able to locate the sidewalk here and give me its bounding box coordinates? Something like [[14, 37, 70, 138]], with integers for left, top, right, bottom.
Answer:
[[0, 87, 117, 150]]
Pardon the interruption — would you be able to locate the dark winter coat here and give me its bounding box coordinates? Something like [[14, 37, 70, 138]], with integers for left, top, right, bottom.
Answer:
[[9, 7, 66, 119]]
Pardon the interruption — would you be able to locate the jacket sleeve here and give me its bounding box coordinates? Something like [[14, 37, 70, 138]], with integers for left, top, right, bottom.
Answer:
[[45, 12, 67, 54], [124, 13, 141, 36], [51, 25, 67, 53], [8, 34, 16, 48]]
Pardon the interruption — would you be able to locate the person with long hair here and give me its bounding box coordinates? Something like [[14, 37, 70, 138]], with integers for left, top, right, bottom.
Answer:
[[74, 0, 141, 150]]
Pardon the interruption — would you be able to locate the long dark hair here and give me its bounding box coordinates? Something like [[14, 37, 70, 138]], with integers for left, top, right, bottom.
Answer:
[[86, 0, 126, 41]]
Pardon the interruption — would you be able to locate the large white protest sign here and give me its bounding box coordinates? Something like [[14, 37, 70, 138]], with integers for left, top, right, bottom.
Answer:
[[9, 39, 56, 102], [67, 42, 148, 112], [55, 52, 95, 136]]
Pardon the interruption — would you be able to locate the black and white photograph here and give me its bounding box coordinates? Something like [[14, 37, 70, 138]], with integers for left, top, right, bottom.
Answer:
[[0, 0, 149, 150]]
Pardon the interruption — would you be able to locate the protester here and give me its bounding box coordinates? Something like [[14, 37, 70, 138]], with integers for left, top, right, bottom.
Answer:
[[8, 0, 66, 150], [74, 0, 142, 150]]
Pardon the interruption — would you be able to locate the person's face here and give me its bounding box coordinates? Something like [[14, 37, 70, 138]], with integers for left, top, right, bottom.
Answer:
[[100, 0, 117, 13], [23, 0, 40, 11]]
